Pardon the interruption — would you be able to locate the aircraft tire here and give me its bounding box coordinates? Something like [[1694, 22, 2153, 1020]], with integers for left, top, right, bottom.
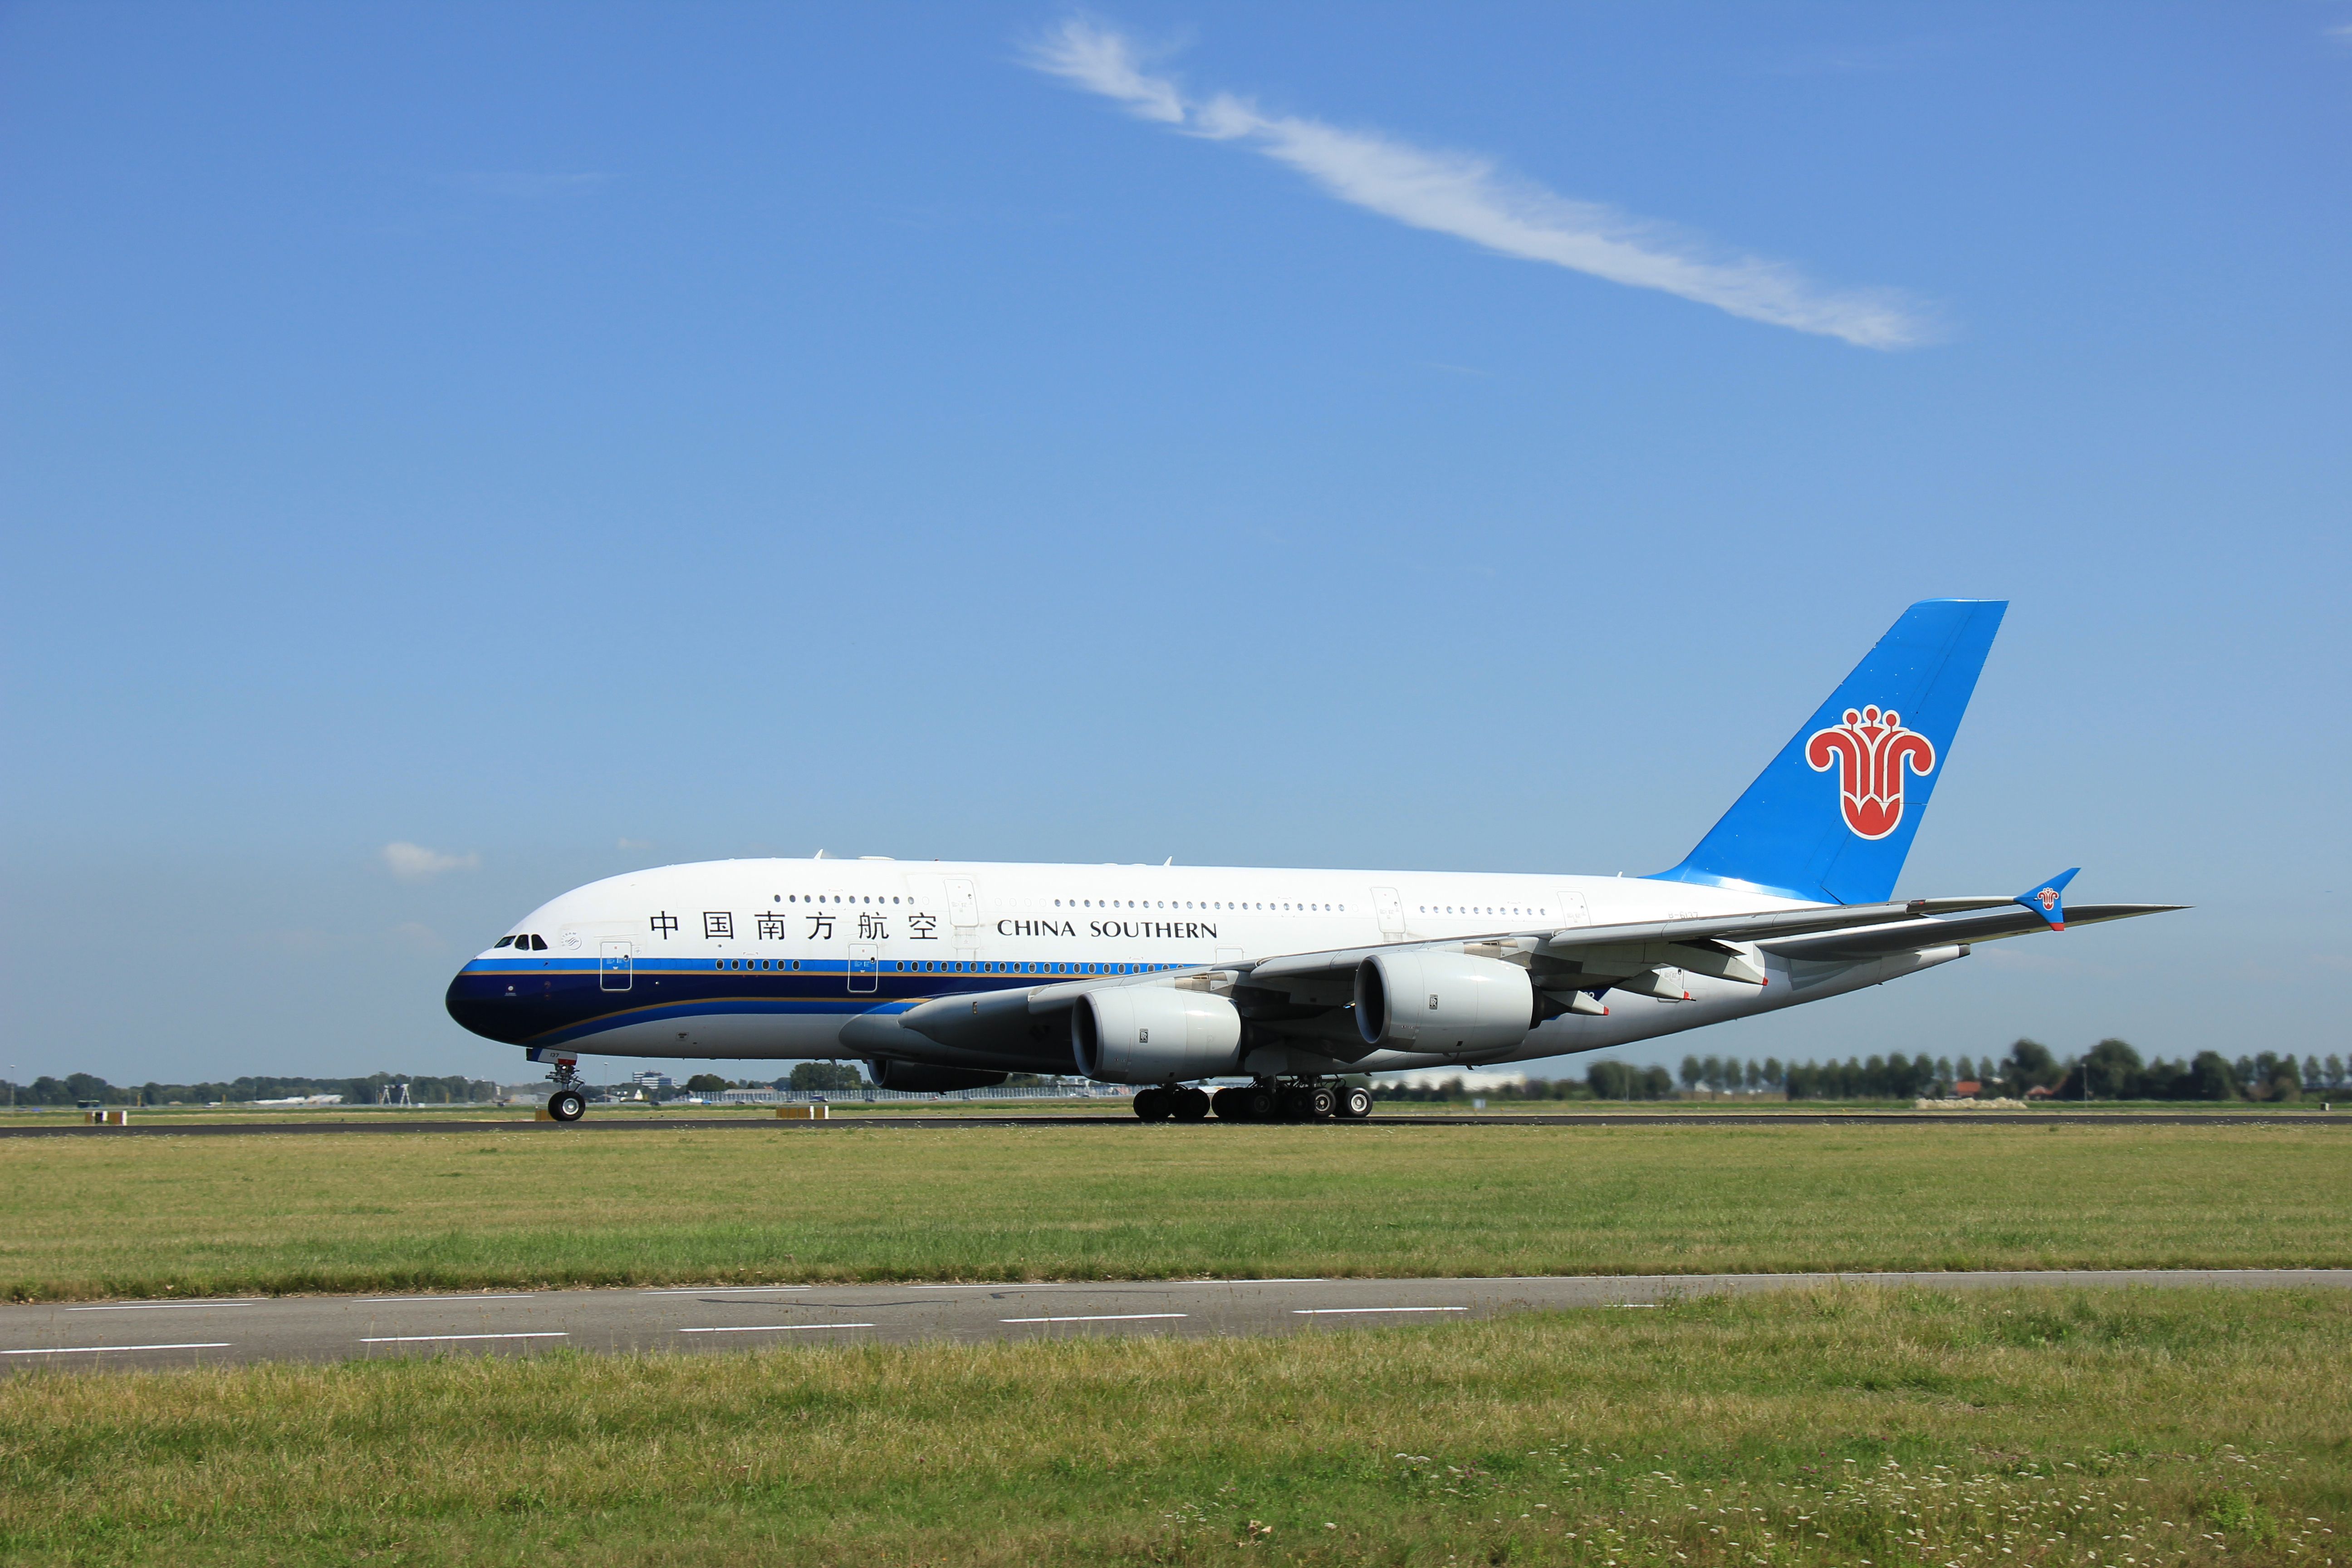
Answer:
[[1243, 1085, 1280, 1121], [1133, 1087, 1172, 1122], [1303, 1085, 1337, 1121], [1210, 1088, 1246, 1120], [1172, 1087, 1211, 1121], [547, 1089, 587, 1123], [1338, 1085, 1373, 1120]]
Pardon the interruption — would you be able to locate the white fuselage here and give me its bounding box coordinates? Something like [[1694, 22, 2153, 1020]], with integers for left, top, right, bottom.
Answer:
[[449, 857, 1962, 1073]]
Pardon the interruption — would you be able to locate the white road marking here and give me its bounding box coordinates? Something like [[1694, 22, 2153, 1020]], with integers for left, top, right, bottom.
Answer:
[[355, 1294, 538, 1303], [676, 1323, 875, 1333], [1292, 1307, 1470, 1315], [358, 1332, 568, 1343], [5, 1343, 232, 1355], [640, 1286, 811, 1295], [68, 1301, 257, 1312], [1000, 1313, 1188, 1324]]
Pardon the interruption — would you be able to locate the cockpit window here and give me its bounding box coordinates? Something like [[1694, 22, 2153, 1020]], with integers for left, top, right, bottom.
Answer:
[[494, 936, 516, 949], [529, 935, 549, 951]]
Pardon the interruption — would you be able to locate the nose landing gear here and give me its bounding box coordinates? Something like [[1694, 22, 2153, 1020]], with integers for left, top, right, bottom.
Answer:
[[537, 1054, 588, 1123]]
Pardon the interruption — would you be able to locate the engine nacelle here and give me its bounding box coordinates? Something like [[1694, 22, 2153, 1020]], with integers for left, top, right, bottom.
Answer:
[[1070, 986, 1244, 1084], [867, 1058, 1009, 1093], [1355, 951, 1536, 1054]]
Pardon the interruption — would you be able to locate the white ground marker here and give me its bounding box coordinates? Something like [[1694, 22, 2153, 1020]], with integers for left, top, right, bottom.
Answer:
[[677, 1323, 875, 1333], [358, 1333, 568, 1343], [5, 1343, 232, 1355]]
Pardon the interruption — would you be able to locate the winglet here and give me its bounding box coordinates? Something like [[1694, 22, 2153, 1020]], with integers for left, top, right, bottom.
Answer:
[[2014, 867, 2080, 931]]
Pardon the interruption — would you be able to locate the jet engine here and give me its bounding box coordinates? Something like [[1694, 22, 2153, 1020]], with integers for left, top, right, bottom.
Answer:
[[1070, 985, 1244, 1084], [1354, 951, 1536, 1054], [867, 1058, 1009, 1092]]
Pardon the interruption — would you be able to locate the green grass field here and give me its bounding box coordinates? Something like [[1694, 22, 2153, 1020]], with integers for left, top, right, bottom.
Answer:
[[1, 1287, 2343, 1566], [2, 1122, 2345, 1302]]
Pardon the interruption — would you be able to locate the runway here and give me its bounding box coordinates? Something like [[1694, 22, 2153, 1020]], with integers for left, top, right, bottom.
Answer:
[[3, 1110, 2339, 1138], [5, 1269, 2346, 1372]]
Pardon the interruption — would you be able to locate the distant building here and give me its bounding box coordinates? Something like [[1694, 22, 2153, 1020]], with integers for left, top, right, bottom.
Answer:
[[1953, 1080, 1982, 1097]]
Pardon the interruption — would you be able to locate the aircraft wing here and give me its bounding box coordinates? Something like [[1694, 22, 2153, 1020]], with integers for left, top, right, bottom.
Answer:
[[888, 892, 2185, 1061]]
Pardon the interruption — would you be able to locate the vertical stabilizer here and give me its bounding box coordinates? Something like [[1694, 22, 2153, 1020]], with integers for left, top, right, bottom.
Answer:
[[1651, 599, 2006, 906]]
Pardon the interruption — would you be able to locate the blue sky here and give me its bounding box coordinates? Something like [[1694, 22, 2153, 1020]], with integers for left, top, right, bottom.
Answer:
[[4, 3, 2347, 1087]]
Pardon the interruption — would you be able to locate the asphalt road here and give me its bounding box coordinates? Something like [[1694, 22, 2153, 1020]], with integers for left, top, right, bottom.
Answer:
[[3, 1111, 2341, 1138], [5, 1270, 2345, 1373]]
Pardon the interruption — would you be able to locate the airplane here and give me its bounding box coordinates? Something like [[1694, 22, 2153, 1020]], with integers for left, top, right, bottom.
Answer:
[[446, 600, 2181, 1123]]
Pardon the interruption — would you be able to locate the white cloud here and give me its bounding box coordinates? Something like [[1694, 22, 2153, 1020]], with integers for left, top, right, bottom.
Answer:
[[616, 837, 655, 852], [1025, 18, 1937, 349], [381, 842, 481, 882]]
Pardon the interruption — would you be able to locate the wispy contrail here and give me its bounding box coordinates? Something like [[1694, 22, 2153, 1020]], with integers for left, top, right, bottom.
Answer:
[[1026, 18, 1937, 349]]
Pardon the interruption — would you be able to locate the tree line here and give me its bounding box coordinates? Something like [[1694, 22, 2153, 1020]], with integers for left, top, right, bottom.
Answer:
[[1371, 1041, 2347, 1104], [0, 1072, 502, 1107]]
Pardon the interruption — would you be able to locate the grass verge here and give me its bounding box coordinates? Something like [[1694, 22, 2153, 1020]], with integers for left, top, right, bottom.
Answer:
[[1, 1287, 2344, 1565], [4, 1122, 2348, 1301]]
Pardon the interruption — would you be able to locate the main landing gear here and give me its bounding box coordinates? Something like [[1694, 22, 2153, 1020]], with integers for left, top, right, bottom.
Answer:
[[1133, 1078, 1373, 1123], [542, 1055, 588, 1123]]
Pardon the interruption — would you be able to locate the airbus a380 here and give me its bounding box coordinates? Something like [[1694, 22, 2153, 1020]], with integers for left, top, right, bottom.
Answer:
[[448, 600, 2180, 1123]]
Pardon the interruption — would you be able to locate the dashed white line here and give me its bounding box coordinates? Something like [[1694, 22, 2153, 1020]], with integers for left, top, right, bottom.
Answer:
[[355, 1294, 538, 1304], [68, 1301, 257, 1312], [639, 1286, 811, 1295], [1292, 1307, 1470, 1315], [676, 1323, 875, 1333], [5, 1343, 232, 1355], [1000, 1313, 1188, 1324], [358, 1332, 567, 1343]]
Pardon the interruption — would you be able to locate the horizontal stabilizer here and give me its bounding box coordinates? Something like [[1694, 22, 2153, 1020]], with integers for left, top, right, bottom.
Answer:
[[1761, 902, 2184, 962]]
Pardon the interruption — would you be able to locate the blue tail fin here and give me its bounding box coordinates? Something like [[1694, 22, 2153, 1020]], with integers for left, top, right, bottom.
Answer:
[[1652, 599, 2007, 906]]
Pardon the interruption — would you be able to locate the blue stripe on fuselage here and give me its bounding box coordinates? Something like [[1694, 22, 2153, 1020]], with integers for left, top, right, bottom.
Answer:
[[443, 957, 1186, 1048]]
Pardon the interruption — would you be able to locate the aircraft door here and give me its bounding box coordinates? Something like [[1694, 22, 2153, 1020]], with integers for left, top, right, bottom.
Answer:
[[945, 878, 980, 931], [1555, 891, 1591, 928], [1372, 887, 1405, 936], [600, 941, 633, 992], [848, 944, 878, 993]]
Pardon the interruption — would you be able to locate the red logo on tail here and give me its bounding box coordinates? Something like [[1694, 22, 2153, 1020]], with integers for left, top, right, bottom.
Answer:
[[1806, 706, 1936, 841]]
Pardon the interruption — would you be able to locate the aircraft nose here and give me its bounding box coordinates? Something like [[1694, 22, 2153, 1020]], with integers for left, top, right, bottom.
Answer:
[[445, 965, 534, 1044]]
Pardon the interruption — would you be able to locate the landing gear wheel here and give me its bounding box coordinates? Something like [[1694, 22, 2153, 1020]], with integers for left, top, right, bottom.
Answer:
[[1337, 1085, 1373, 1120], [1211, 1087, 1245, 1120], [547, 1088, 587, 1123], [1172, 1087, 1212, 1121], [1278, 1085, 1336, 1121], [1133, 1087, 1173, 1122], [1244, 1085, 1280, 1121]]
